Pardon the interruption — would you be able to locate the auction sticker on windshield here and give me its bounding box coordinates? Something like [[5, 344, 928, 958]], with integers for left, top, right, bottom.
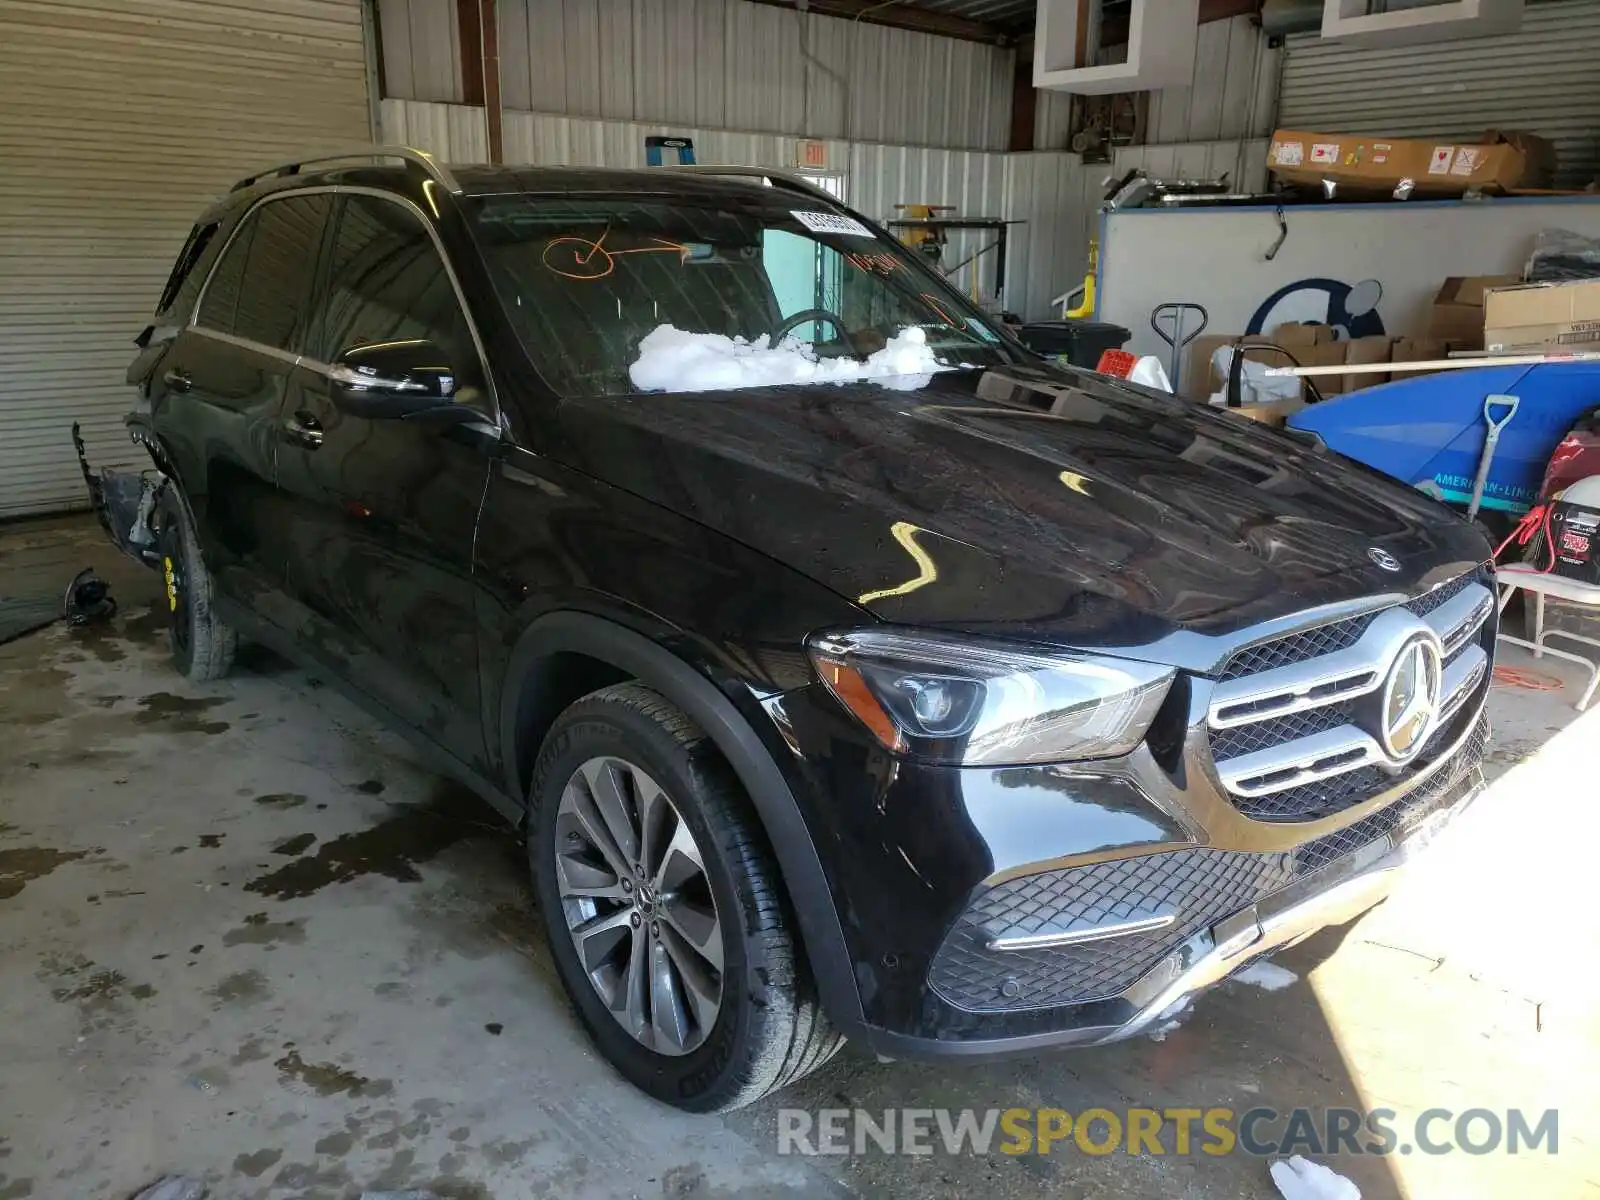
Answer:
[[792, 210, 873, 238]]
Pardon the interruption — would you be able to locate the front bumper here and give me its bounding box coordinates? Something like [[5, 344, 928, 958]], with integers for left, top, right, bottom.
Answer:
[[73, 420, 163, 568], [855, 712, 1487, 1062]]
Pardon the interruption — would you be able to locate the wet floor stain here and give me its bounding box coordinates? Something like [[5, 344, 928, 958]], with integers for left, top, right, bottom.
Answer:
[[133, 692, 230, 735], [0, 847, 87, 900], [255, 792, 308, 809], [232, 1149, 282, 1179], [50, 969, 126, 1004], [231, 1037, 272, 1065], [222, 912, 307, 947], [66, 624, 126, 664], [270, 832, 316, 857], [274, 1049, 392, 1098], [209, 969, 269, 1006], [268, 1161, 353, 1193], [243, 800, 478, 900], [122, 604, 169, 645], [313, 1130, 353, 1156]]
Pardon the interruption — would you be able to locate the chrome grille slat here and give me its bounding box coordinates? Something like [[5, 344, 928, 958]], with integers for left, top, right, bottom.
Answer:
[[1424, 584, 1495, 655], [1216, 725, 1384, 796], [1209, 605, 1442, 729], [1209, 572, 1492, 820]]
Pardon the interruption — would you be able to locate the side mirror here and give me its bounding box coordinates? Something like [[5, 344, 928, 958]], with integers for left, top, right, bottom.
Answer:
[[328, 339, 460, 419]]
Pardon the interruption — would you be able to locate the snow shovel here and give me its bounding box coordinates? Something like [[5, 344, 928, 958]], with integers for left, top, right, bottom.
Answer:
[[1467, 393, 1520, 520]]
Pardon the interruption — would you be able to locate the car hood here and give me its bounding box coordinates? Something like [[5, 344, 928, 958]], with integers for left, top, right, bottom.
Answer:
[[549, 363, 1487, 667]]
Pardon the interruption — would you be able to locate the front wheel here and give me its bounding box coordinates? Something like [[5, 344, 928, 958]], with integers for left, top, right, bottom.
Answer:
[[153, 488, 236, 682], [528, 682, 842, 1111]]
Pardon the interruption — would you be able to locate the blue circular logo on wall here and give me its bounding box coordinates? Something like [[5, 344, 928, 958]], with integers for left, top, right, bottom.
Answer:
[[1247, 277, 1386, 339]]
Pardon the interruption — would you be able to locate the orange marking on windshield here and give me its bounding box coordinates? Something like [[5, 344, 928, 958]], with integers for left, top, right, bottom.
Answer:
[[919, 293, 959, 326], [543, 235, 694, 281]]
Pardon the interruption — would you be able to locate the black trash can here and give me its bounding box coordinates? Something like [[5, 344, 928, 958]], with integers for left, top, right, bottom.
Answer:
[[1019, 319, 1131, 369]]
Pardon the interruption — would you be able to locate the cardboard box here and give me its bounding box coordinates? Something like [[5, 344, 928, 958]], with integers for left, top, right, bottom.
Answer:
[[1299, 339, 1351, 397], [1268, 129, 1555, 196], [1429, 275, 1521, 347], [1186, 334, 1305, 399], [1391, 336, 1447, 379], [1217, 396, 1306, 428], [1343, 334, 1395, 388], [1483, 279, 1600, 354], [1270, 321, 1336, 348]]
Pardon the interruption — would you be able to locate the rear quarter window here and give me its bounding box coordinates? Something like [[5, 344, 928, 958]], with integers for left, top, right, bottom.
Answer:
[[157, 222, 218, 317]]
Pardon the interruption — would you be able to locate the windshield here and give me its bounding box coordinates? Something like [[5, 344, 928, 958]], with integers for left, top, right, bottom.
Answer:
[[468, 192, 1019, 397]]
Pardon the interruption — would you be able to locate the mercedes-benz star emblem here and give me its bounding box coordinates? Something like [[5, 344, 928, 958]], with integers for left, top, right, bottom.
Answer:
[[1368, 547, 1402, 572], [1380, 634, 1443, 760]]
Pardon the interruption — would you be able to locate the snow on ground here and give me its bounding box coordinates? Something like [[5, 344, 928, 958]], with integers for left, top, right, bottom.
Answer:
[[627, 323, 949, 393], [1232, 961, 1300, 991]]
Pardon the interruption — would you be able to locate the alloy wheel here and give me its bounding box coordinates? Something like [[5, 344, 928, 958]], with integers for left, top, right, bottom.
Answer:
[[553, 756, 724, 1055]]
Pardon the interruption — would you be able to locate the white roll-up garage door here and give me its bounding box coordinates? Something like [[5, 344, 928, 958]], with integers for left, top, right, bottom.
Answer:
[[1279, 0, 1600, 190], [0, 0, 373, 518]]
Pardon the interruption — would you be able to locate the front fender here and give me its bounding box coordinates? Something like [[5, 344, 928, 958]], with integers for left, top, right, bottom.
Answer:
[[496, 611, 866, 1036]]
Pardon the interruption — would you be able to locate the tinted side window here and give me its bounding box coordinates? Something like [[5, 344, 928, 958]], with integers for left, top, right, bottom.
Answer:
[[158, 222, 217, 316], [195, 217, 254, 335], [231, 194, 332, 351], [313, 195, 475, 377]]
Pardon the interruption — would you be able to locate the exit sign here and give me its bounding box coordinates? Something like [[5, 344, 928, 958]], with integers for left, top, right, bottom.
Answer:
[[796, 140, 829, 169]]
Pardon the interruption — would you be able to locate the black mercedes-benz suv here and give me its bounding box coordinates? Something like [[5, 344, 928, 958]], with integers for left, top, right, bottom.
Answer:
[[81, 147, 1494, 1112]]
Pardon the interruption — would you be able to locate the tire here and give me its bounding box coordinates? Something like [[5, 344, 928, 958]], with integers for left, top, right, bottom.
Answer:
[[153, 488, 237, 682], [528, 682, 843, 1112]]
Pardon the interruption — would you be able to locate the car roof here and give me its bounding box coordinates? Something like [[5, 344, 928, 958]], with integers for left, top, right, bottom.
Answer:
[[448, 164, 807, 200], [201, 162, 837, 225]]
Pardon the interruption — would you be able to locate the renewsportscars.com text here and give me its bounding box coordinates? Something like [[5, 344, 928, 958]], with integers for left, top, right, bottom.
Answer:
[[776, 1106, 1559, 1158]]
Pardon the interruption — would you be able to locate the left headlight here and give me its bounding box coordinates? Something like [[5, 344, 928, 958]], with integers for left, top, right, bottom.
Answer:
[[806, 628, 1175, 766]]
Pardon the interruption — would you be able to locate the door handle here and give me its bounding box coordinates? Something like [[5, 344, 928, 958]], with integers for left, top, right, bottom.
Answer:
[[163, 368, 192, 393], [283, 410, 324, 449]]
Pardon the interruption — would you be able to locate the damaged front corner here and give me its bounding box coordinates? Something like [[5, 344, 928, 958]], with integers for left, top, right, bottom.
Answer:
[[72, 420, 165, 568]]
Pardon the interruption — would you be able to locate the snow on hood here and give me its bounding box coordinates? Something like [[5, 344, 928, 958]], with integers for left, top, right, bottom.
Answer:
[[627, 323, 950, 394]]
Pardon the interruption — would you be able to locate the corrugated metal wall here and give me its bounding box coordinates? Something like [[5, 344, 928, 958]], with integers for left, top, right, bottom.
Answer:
[[1034, 16, 1281, 151], [383, 98, 1259, 325], [1279, 0, 1600, 189], [379, 0, 1014, 150], [1003, 152, 1097, 323], [0, 0, 372, 518], [378, 0, 463, 102], [383, 99, 1014, 299], [1001, 139, 1271, 325]]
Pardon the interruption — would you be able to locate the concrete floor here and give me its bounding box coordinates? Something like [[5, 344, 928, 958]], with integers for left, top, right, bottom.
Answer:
[[3, 516, 1598, 1200]]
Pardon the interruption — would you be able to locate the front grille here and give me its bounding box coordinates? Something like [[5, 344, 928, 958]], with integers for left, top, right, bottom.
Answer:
[[929, 714, 1487, 1013], [1210, 703, 1355, 762], [1219, 614, 1374, 681], [1206, 570, 1493, 822], [1407, 571, 1474, 618], [1295, 714, 1488, 875]]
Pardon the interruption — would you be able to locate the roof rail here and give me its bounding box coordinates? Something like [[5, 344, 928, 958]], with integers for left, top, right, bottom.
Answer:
[[659, 165, 839, 204], [230, 145, 462, 195]]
